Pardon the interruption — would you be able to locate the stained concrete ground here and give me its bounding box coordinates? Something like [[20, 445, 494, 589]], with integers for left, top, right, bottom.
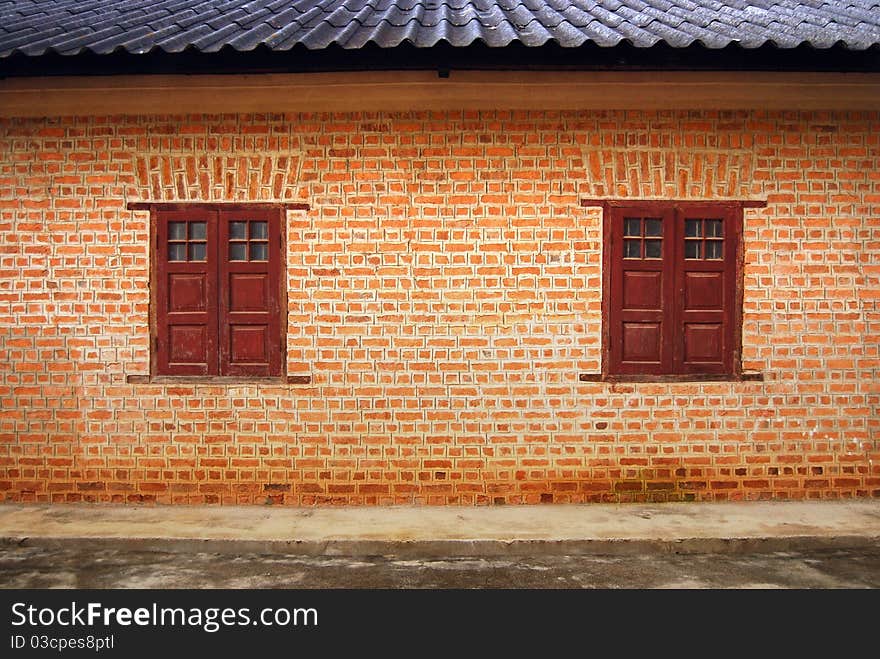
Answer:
[[1, 500, 879, 589], [2, 546, 880, 589]]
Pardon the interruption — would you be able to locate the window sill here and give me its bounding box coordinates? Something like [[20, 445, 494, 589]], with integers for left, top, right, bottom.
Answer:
[[579, 372, 763, 383], [126, 375, 312, 385]]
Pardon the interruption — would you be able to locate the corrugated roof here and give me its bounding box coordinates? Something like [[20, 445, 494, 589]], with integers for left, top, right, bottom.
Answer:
[[1, 0, 879, 58]]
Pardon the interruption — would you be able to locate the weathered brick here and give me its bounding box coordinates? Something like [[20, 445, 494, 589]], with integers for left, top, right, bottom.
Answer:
[[0, 110, 877, 504]]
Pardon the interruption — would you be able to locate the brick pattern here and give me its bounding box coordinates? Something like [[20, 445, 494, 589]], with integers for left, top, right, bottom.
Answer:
[[0, 110, 878, 505], [582, 146, 755, 198], [130, 151, 303, 202]]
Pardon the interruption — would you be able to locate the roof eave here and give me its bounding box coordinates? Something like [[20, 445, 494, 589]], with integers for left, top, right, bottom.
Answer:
[[2, 41, 880, 78]]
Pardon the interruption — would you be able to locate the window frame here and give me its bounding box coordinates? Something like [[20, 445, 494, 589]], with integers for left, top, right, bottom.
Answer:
[[139, 202, 302, 381], [583, 198, 764, 382]]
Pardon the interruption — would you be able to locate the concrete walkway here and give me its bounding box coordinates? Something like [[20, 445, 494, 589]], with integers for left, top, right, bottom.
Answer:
[[1, 500, 879, 556]]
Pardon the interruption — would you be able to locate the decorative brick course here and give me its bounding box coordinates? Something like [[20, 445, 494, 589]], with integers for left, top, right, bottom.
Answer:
[[130, 151, 303, 202], [0, 110, 878, 504], [582, 146, 755, 198]]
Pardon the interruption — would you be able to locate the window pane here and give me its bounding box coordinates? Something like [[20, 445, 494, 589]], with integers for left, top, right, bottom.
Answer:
[[168, 243, 187, 261], [230, 222, 247, 240], [706, 219, 723, 238], [705, 240, 723, 260], [251, 221, 268, 240], [624, 218, 641, 237], [229, 242, 247, 261], [190, 222, 206, 240], [624, 239, 641, 259], [249, 242, 268, 261], [644, 219, 662, 237], [684, 241, 701, 259], [189, 242, 207, 261], [168, 222, 187, 240], [644, 240, 662, 259], [685, 219, 701, 238]]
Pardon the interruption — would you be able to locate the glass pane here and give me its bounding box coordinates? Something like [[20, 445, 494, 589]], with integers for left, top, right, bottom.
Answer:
[[644, 219, 662, 237], [249, 242, 268, 261], [685, 219, 702, 238], [684, 241, 701, 259], [230, 222, 247, 240], [190, 222, 206, 240], [705, 240, 723, 260], [645, 240, 662, 259], [624, 239, 641, 259], [706, 219, 723, 238], [189, 242, 206, 261], [168, 222, 187, 240], [251, 221, 268, 240], [168, 243, 187, 262], [229, 242, 247, 261], [624, 218, 641, 237]]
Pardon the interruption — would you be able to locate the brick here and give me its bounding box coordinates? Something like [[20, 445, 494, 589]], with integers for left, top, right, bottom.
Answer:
[[0, 110, 877, 505]]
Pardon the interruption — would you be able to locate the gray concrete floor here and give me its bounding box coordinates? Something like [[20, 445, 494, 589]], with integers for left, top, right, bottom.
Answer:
[[3, 500, 880, 558], [2, 545, 880, 589]]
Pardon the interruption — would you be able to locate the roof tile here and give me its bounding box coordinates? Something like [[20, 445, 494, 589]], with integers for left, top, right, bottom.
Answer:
[[0, 0, 877, 57]]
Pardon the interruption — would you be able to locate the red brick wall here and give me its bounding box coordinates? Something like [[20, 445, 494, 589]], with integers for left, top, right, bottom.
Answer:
[[0, 110, 878, 504]]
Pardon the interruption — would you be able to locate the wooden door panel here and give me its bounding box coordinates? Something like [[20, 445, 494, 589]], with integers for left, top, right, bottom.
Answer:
[[622, 271, 663, 310], [683, 323, 723, 363], [168, 325, 209, 364], [168, 273, 207, 312], [229, 273, 268, 312], [621, 322, 662, 363], [683, 271, 724, 311], [229, 325, 269, 363]]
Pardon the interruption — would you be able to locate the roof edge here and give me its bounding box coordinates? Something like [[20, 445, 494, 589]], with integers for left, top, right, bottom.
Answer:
[[2, 42, 880, 78]]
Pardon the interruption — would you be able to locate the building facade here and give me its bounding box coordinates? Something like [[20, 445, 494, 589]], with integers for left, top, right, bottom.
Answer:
[[1, 2, 878, 504]]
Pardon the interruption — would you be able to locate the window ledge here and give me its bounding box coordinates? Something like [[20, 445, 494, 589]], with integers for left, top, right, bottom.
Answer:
[[579, 372, 763, 383], [126, 375, 312, 385]]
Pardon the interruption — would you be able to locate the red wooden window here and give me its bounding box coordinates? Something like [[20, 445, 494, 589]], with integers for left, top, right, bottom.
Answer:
[[154, 207, 283, 377], [605, 202, 743, 378]]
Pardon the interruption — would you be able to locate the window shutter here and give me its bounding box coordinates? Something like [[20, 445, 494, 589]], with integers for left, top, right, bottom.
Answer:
[[674, 206, 737, 375], [218, 209, 282, 377], [608, 205, 675, 375], [155, 209, 219, 376], [605, 202, 742, 378]]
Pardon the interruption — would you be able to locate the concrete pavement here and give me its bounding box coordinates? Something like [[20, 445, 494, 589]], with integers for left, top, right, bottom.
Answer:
[[0, 499, 878, 557]]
